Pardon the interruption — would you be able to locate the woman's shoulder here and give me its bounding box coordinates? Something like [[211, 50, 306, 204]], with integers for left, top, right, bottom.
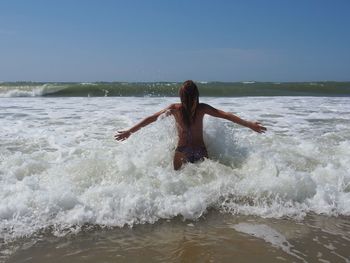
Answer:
[[198, 103, 211, 110], [168, 103, 182, 110], [197, 103, 217, 114]]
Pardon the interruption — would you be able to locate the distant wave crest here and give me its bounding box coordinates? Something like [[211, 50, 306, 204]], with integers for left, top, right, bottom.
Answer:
[[1, 82, 350, 97]]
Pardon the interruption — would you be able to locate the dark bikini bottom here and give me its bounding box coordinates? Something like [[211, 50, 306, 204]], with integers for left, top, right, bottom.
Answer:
[[175, 146, 208, 163]]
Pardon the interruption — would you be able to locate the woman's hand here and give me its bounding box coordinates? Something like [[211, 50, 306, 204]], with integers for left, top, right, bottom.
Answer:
[[248, 122, 267, 133], [114, 130, 131, 141]]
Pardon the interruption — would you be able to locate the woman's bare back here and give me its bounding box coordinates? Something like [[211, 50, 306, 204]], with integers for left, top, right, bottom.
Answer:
[[170, 103, 209, 170], [171, 103, 206, 148]]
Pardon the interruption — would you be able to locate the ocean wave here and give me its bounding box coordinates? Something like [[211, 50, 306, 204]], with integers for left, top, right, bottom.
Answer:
[[0, 82, 350, 97], [0, 84, 67, 97], [0, 97, 350, 242]]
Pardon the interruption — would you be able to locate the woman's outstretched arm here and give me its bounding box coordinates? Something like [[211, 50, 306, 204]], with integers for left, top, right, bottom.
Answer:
[[202, 103, 267, 133], [115, 104, 175, 141]]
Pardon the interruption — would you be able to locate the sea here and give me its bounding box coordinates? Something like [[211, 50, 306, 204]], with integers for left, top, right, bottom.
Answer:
[[1, 82, 350, 262]]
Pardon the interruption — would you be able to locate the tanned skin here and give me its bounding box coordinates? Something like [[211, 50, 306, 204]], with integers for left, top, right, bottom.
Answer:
[[115, 102, 266, 170]]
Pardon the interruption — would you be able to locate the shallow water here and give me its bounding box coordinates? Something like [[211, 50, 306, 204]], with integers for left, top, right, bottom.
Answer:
[[5, 213, 350, 263], [1, 96, 350, 262]]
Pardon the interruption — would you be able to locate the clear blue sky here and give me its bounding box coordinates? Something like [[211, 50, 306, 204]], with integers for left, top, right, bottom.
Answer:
[[1, 0, 349, 82]]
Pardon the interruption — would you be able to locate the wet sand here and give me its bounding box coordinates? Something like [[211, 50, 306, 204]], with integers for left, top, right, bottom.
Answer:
[[4, 212, 350, 263]]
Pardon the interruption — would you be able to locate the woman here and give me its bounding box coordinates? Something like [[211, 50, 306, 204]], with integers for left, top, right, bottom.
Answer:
[[115, 80, 266, 170]]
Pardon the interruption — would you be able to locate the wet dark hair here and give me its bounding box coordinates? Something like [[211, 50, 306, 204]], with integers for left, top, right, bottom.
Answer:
[[179, 80, 199, 126]]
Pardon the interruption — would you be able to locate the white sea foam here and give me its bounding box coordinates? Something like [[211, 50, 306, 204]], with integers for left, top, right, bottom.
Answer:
[[0, 86, 43, 97], [0, 96, 350, 241], [232, 223, 305, 261], [0, 84, 65, 97], [80, 82, 97, 85]]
